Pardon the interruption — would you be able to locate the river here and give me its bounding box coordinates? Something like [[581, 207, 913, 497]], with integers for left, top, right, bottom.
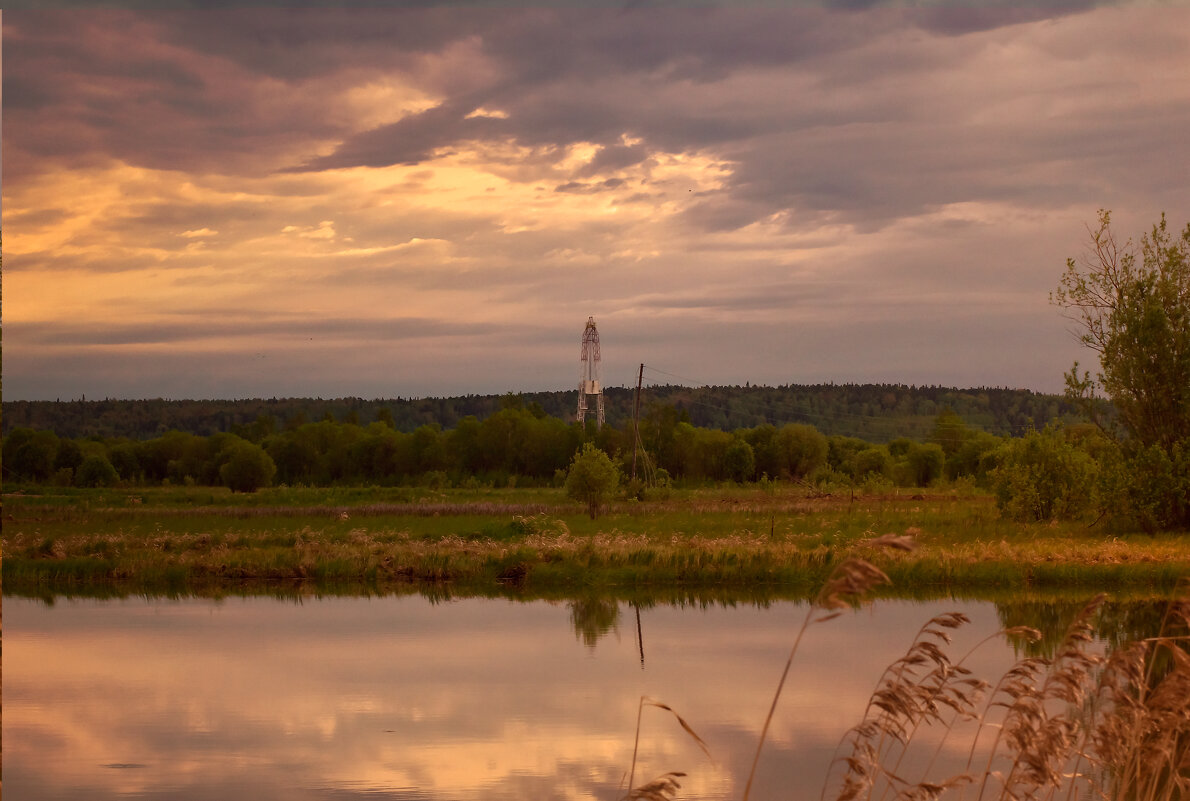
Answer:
[[2, 591, 1142, 800]]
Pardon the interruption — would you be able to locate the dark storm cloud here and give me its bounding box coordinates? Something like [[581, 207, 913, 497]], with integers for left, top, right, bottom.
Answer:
[[7, 4, 1142, 221], [259, 3, 1167, 234], [5, 3, 1186, 401], [2, 11, 349, 178], [289, 100, 508, 171]]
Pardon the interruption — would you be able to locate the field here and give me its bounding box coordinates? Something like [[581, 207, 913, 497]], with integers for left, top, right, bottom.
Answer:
[[4, 483, 1189, 598]]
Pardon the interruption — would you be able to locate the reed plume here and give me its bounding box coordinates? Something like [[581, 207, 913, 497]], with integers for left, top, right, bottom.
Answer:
[[743, 533, 918, 801]]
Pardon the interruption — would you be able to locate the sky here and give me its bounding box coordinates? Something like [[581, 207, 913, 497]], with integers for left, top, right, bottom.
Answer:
[[3, 2, 1189, 402]]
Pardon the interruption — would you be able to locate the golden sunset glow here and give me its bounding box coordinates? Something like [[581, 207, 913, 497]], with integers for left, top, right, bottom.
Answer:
[[5, 596, 1017, 800], [5, 6, 1189, 399]]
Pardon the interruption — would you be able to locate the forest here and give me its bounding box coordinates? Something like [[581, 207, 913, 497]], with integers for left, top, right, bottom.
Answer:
[[1, 382, 1082, 442], [5, 211, 1187, 531], [2, 396, 989, 492]]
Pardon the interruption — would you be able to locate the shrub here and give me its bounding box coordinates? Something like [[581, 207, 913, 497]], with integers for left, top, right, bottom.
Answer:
[[991, 426, 1098, 521], [3, 428, 60, 482], [723, 437, 756, 483], [1119, 441, 1190, 532], [774, 424, 828, 480], [893, 442, 945, 488], [852, 446, 892, 480], [565, 443, 620, 519], [218, 440, 277, 493], [74, 454, 120, 488]]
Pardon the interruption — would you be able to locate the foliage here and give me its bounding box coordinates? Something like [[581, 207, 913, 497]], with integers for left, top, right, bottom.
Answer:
[[1055, 210, 1190, 451], [218, 438, 277, 493], [851, 446, 892, 481], [4, 384, 1085, 443], [6, 485, 1190, 595], [1119, 441, 1190, 533], [3, 427, 60, 482], [899, 441, 946, 488], [722, 436, 756, 483], [2, 405, 1018, 493], [773, 424, 828, 480], [74, 454, 120, 488], [991, 426, 1098, 522], [564, 443, 620, 519], [1054, 210, 1190, 528]]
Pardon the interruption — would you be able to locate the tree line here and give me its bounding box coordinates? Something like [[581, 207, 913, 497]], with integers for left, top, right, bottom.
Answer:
[[3, 395, 1004, 494], [3, 211, 1185, 532], [1, 383, 1086, 443]]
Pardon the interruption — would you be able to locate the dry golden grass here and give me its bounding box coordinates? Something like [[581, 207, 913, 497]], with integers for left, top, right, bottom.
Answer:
[[629, 559, 1189, 801]]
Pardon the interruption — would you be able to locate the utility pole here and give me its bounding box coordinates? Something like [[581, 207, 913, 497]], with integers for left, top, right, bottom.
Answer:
[[631, 362, 644, 481]]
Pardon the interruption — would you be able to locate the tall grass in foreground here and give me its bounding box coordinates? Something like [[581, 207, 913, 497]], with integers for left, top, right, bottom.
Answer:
[[623, 540, 1189, 801]]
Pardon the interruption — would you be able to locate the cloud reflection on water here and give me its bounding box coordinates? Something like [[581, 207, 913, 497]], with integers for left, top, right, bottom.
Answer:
[[6, 595, 1020, 800]]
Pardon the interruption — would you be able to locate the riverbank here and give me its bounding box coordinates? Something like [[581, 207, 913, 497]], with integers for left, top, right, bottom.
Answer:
[[3, 485, 1188, 596]]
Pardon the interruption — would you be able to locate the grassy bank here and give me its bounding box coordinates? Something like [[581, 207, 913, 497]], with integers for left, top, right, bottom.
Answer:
[[3, 484, 1188, 596]]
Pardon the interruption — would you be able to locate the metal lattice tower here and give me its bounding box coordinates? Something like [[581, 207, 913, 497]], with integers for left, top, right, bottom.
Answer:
[[576, 316, 605, 428]]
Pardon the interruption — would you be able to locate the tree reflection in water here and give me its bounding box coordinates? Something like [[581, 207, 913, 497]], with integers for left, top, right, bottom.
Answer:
[[568, 597, 621, 648]]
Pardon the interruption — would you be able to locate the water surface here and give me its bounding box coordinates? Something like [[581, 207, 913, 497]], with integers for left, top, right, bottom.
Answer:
[[4, 593, 1099, 800]]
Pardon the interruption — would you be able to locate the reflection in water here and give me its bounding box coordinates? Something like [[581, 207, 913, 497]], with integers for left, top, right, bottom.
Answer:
[[4, 593, 1179, 800], [569, 597, 622, 649], [997, 594, 1187, 656]]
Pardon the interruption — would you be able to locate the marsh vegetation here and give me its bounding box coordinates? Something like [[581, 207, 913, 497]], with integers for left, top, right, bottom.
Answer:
[[4, 484, 1187, 596]]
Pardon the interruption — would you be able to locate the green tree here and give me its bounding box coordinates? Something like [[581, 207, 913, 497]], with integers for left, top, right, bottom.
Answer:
[[565, 442, 620, 519], [74, 454, 120, 488], [723, 436, 756, 483], [219, 439, 277, 492], [901, 442, 945, 487], [107, 441, 143, 483], [54, 438, 84, 474], [852, 446, 892, 480], [774, 424, 828, 480], [1052, 210, 1190, 527], [3, 428, 59, 482], [1054, 211, 1190, 450]]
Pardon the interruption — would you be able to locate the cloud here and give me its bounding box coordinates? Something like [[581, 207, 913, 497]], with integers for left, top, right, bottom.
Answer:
[[3, 4, 1187, 400], [5, 595, 1016, 800]]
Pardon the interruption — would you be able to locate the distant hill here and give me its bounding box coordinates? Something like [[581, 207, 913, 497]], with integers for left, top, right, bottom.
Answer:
[[2, 383, 1090, 443]]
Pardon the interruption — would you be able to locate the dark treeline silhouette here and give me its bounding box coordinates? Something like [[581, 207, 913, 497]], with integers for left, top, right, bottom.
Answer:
[[2, 383, 1085, 442], [1, 392, 1039, 493]]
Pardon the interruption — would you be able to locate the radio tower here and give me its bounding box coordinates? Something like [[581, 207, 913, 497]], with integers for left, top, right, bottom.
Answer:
[[576, 316, 605, 428]]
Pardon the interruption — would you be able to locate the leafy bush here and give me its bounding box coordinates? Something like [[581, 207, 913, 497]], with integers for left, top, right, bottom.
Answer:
[[991, 426, 1098, 521], [893, 442, 945, 488], [3, 428, 60, 482], [565, 443, 620, 519], [218, 440, 277, 493], [1119, 441, 1190, 532], [723, 437, 756, 483], [852, 446, 892, 480], [74, 454, 120, 488], [775, 424, 829, 479]]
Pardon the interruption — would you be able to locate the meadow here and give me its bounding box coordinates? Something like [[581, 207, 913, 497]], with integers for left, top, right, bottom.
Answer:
[[4, 483, 1188, 597]]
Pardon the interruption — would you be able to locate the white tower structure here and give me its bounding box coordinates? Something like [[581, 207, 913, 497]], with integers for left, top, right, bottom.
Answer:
[[576, 316, 605, 428]]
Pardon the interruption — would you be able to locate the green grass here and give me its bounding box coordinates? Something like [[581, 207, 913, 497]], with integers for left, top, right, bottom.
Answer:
[[3, 484, 1188, 596]]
